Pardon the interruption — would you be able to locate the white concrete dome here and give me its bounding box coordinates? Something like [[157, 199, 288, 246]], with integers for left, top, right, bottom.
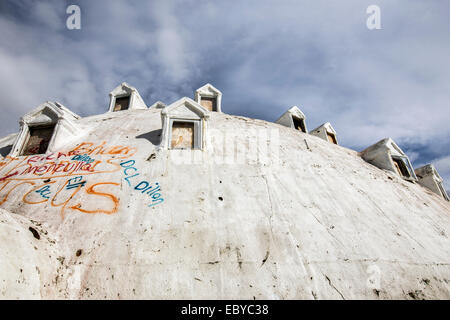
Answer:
[[0, 105, 449, 299]]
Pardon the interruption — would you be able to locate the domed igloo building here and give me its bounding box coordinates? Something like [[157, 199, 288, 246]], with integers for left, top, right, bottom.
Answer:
[[0, 83, 449, 300]]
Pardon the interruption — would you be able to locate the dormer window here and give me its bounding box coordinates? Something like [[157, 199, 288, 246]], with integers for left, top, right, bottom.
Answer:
[[195, 83, 222, 113], [361, 138, 418, 182], [108, 83, 147, 112], [10, 102, 81, 157], [160, 97, 209, 150], [170, 121, 196, 149], [275, 106, 308, 133], [21, 125, 55, 155], [292, 117, 306, 133], [415, 164, 449, 201], [310, 122, 338, 145], [113, 95, 130, 112], [199, 97, 217, 112], [327, 132, 337, 144], [392, 156, 412, 179]]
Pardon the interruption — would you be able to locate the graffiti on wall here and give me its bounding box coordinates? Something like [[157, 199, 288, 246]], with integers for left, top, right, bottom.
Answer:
[[66, 176, 86, 190], [0, 141, 162, 219], [71, 154, 95, 163], [35, 185, 52, 199], [120, 160, 164, 208]]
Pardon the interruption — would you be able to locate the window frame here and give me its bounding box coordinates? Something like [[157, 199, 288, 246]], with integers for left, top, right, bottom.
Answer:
[[168, 118, 202, 150], [112, 94, 131, 112], [194, 84, 222, 113], [292, 116, 306, 133], [19, 123, 57, 156], [391, 155, 413, 179], [199, 96, 217, 112], [326, 131, 337, 144], [437, 181, 449, 201]]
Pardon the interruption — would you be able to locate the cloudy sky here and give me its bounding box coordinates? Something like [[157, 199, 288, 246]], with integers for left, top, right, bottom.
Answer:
[[0, 0, 449, 191]]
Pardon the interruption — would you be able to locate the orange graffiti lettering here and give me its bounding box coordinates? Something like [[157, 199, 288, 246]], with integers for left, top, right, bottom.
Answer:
[[22, 181, 56, 205], [70, 182, 120, 215], [68, 142, 137, 158], [0, 181, 35, 205], [51, 180, 83, 219]]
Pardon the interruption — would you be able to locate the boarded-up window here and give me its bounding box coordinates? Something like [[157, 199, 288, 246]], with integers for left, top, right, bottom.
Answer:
[[22, 125, 55, 155], [171, 122, 194, 149], [113, 96, 130, 112], [292, 117, 306, 132], [327, 132, 337, 144], [392, 157, 410, 178], [200, 97, 216, 112]]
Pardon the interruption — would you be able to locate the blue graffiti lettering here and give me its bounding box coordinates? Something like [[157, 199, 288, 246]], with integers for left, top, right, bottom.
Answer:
[[71, 154, 95, 163], [120, 160, 140, 186], [35, 185, 52, 199], [134, 181, 149, 191], [66, 176, 86, 190], [120, 159, 164, 208]]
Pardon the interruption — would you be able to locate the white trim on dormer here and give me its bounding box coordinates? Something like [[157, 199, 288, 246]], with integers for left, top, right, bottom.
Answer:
[[194, 83, 222, 112], [10, 102, 82, 157], [160, 97, 210, 150], [108, 82, 147, 112], [310, 122, 338, 144], [415, 164, 449, 201], [361, 138, 418, 182], [275, 106, 308, 133]]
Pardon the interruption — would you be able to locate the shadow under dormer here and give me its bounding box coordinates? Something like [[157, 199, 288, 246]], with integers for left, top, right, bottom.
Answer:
[[136, 129, 162, 146], [0, 144, 13, 158]]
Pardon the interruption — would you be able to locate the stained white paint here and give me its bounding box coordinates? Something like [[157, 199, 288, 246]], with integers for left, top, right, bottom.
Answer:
[[0, 106, 449, 300]]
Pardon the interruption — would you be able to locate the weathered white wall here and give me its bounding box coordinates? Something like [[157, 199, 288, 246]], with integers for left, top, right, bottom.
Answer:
[[0, 109, 449, 299]]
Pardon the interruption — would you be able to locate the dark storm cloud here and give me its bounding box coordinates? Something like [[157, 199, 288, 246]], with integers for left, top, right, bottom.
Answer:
[[0, 0, 449, 189]]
